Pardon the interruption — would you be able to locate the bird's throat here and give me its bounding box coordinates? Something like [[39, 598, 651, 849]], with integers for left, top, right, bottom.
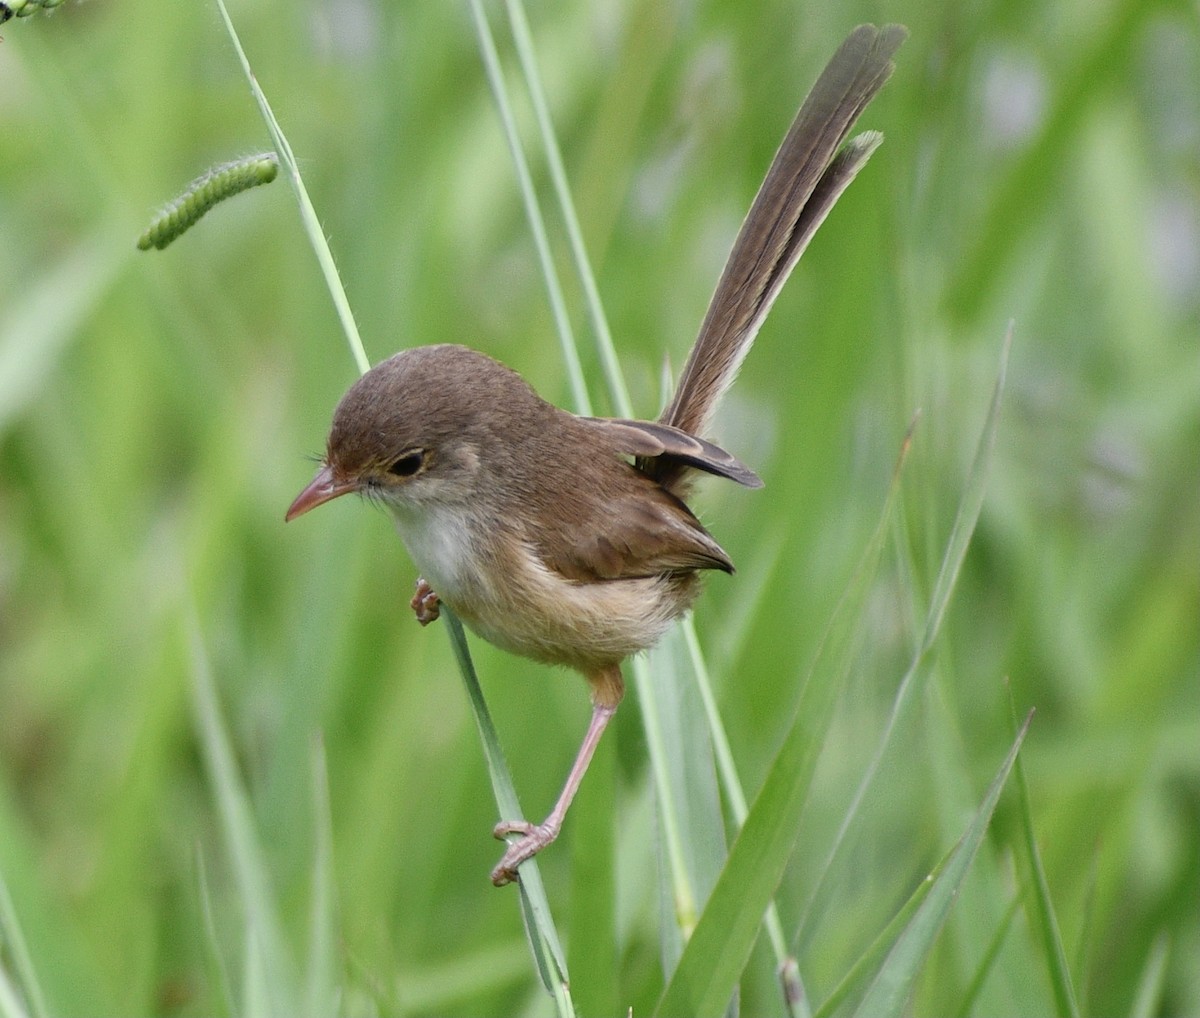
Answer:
[[384, 500, 491, 610]]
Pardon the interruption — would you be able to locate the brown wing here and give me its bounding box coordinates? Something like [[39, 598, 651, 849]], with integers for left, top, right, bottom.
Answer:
[[521, 416, 737, 582], [536, 477, 735, 582]]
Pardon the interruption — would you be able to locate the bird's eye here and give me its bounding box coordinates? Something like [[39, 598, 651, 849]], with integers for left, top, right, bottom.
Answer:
[[388, 450, 425, 477]]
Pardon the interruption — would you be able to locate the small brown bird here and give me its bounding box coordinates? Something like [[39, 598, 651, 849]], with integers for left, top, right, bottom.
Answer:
[[287, 24, 905, 886]]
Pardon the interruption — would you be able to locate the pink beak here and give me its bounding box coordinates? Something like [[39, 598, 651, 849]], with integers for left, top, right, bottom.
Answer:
[[285, 464, 359, 522]]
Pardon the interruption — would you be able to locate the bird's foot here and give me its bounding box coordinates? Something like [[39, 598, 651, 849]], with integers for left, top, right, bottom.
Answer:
[[410, 578, 441, 626], [491, 818, 561, 886]]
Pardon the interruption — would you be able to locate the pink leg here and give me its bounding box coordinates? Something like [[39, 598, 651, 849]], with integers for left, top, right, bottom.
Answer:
[[491, 702, 617, 886]]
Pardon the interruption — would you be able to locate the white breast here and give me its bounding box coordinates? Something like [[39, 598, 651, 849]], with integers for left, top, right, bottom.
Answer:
[[386, 502, 484, 605]]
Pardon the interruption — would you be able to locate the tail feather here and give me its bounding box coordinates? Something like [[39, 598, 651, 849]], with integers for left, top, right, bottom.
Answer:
[[651, 23, 906, 493]]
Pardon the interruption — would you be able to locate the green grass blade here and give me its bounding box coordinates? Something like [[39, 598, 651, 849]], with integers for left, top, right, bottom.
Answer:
[[242, 930, 270, 1018], [642, 629, 730, 949], [0, 873, 45, 1018], [1129, 933, 1170, 1018], [503, 0, 632, 417], [1071, 848, 1100, 1017], [813, 853, 944, 1018], [850, 713, 1033, 1018], [631, 652, 701, 953], [1009, 691, 1081, 1018], [650, 661, 832, 1018], [653, 421, 916, 1017], [682, 619, 799, 1011], [467, 0, 591, 416], [442, 609, 576, 1017], [950, 890, 1022, 1018], [187, 615, 297, 1018], [922, 324, 1012, 655], [195, 850, 236, 1018], [213, 0, 369, 375], [677, 418, 913, 1015], [797, 326, 1013, 939], [0, 967, 30, 1018], [636, 610, 728, 973]]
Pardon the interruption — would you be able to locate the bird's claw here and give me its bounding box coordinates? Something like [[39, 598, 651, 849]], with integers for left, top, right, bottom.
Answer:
[[410, 578, 441, 626], [491, 818, 560, 886]]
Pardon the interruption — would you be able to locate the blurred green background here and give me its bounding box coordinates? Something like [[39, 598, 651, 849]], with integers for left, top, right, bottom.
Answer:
[[1, 0, 1196, 1015]]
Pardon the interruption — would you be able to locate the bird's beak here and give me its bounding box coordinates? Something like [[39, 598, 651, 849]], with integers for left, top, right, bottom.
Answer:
[[285, 464, 359, 522]]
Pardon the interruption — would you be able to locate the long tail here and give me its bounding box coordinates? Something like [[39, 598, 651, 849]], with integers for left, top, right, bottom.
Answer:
[[651, 23, 906, 493]]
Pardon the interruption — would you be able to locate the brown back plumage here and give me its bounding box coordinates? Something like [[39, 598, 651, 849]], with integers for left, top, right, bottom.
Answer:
[[650, 24, 907, 494]]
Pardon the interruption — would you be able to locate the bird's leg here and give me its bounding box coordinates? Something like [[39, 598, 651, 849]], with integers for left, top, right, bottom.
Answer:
[[491, 666, 623, 886], [410, 577, 440, 626], [491, 702, 617, 886]]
